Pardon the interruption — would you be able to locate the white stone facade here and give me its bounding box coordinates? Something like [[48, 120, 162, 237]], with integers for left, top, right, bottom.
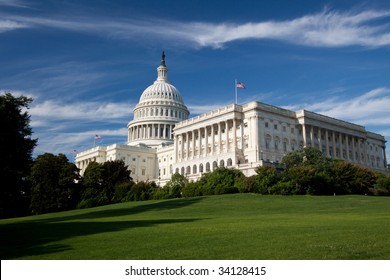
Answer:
[[75, 54, 387, 185]]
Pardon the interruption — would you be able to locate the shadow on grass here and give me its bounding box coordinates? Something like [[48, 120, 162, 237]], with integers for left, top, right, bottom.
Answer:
[[0, 197, 204, 259]]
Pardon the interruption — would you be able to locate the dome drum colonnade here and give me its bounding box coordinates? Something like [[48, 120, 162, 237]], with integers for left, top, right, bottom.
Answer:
[[127, 52, 189, 147]]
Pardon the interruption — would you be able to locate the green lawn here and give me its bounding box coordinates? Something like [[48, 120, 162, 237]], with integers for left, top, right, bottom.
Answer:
[[1, 194, 389, 260]]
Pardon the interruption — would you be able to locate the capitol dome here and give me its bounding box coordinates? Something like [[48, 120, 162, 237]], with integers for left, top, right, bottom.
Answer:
[[127, 52, 190, 147]]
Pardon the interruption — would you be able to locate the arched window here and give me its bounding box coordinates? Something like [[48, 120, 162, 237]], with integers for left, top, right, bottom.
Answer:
[[219, 160, 224, 167], [212, 161, 218, 170], [199, 163, 204, 173], [227, 158, 232, 166], [193, 165, 197, 174], [186, 166, 191, 175], [206, 162, 210, 172]]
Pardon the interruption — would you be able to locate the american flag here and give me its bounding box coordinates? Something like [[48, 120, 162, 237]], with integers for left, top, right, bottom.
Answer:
[[236, 81, 246, 89], [95, 134, 102, 139]]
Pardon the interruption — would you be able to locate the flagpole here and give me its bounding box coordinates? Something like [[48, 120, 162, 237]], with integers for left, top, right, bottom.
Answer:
[[235, 79, 237, 104]]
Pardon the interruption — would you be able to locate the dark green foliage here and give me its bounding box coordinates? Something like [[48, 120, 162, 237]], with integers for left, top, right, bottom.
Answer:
[[372, 172, 390, 195], [181, 167, 243, 197], [237, 175, 256, 193], [29, 153, 80, 214], [0, 93, 37, 218], [78, 160, 132, 208], [127, 181, 157, 201], [153, 173, 187, 200], [113, 181, 135, 202], [331, 160, 377, 195], [253, 166, 280, 194], [182, 181, 203, 198], [281, 147, 332, 171]]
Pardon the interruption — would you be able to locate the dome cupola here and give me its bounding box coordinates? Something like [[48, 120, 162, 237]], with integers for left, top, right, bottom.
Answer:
[[127, 52, 190, 147]]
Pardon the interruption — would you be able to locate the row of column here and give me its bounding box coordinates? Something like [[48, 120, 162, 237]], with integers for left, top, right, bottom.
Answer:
[[128, 123, 174, 141], [76, 157, 97, 175], [175, 118, 241, 161], [301, 124, 367, 164]]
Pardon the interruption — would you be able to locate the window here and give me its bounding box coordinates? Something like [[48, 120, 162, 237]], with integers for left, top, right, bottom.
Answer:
[[265, 122, 269, 128], [142, 169, 145, 175], [283, 126, 286, 132], [291, 127, 295, 134], [274, 124, 278, 130]]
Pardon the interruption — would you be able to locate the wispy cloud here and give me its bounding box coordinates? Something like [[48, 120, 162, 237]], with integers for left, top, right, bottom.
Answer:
[[29, 99, 133, 127], [286, 87, 390, 127], [2, 8, 390, 48], [0, 19, 27, 33], [0, 0, 28, 8]]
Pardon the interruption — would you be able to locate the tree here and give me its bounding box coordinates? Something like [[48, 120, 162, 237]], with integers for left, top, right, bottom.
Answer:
[[29, 153, 80, 214], [253, 166, 280, 194], [78, 160, 132, 208], [281, 147, 331, 171], [163, 173, 188, 198], [0, 93, 37, 218]]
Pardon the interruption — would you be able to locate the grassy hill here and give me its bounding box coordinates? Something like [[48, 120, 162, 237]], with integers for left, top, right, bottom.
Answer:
[[1, 194, 389, 260]]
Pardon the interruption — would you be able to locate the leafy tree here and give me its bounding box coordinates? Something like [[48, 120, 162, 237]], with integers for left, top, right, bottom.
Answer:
[[162, 173, 188, 198], [282, 147, 331, 172], [373, 172, 390, 195], [0, 93, 37, 218], [197, 167, 243, 195], [331, 160, 376, 195], [78, 160, 132, 208], [253, 166, 280, 194], [127, 181, 157, 201], [29, 153, 80, 214]]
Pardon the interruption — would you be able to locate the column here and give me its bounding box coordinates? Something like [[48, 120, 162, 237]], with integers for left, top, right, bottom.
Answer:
[[240, 120, 244, 149], [358, 138, 362, 163], [339, 133, 343, 159], [302, 124, 307, 147], [225, 120, 229, 152], [191, 131, 195, 158], [325, 129, 330, 157], [174, 134, 179, 161], [345, 134, 350, 160], [363, 140, 367, 164], [211, 124, 215, 154], [186, 132, 190, 159], [233, 118, 237, 150], [180, 133, 184, 160], [352, 137, 356, 162], [332, 131, 336, 158], [310, 125, 314, 147], [198, 128, 202, 158], [205, 126, 208, 156], [318, 127, 322, 152], [218, 122, 222, 153], [169, 125, 172, 139]]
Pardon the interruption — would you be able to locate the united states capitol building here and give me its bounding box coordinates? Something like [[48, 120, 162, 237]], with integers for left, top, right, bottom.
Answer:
[[75, 53, 387, 185]]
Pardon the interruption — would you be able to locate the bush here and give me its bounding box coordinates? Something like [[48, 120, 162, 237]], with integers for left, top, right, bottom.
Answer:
[[269, 181, 295, 195], [371, 173, 390, 196], [253, 166, 279, 194]]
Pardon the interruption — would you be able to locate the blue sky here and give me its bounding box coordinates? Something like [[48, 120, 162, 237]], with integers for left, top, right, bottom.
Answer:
[[1, 0, 390, 163]]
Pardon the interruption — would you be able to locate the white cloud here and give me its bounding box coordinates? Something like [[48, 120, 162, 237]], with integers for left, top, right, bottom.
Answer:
[[286, 87, 390, 127], [30, 99, 133, 127], [2, 8, 390, 48], [0, 0, 28, 8], [0, 19, 27, 32]]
